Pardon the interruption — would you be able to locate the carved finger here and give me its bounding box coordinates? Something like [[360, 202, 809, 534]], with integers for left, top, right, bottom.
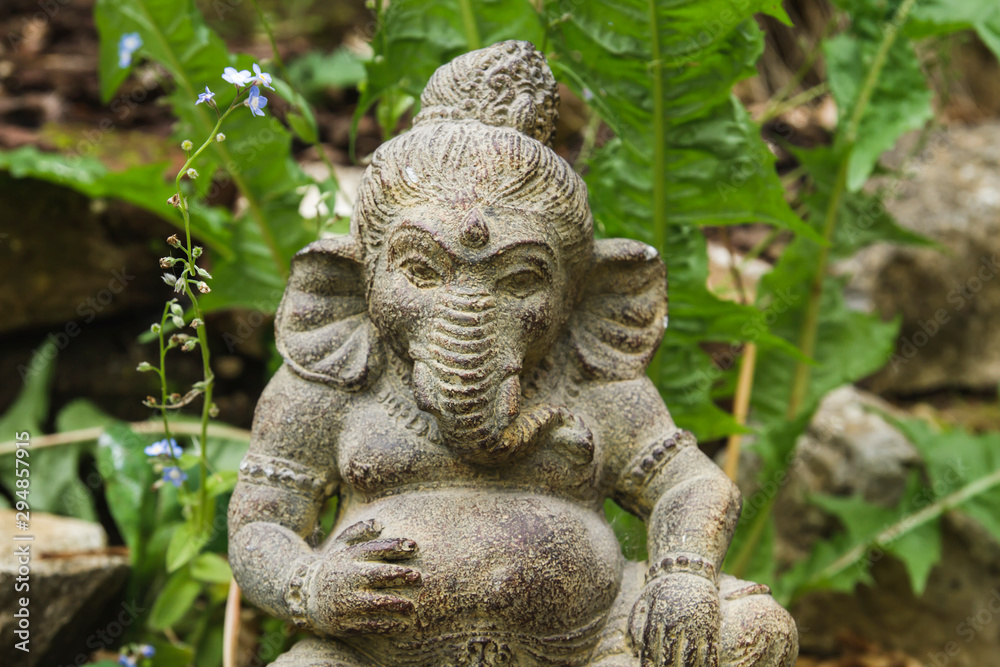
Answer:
[[350, 537, 419, 561], [354, 592, 416, 615], [342, 617, 411, 635], [335, 519, 383, 545], [361, 564, 422, 589]]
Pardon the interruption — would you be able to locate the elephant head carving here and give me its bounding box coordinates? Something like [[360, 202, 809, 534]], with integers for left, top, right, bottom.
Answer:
[[275, 41, 667, 465]]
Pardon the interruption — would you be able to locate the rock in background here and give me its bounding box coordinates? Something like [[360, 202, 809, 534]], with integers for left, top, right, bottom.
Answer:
[[0, 509, 129, 667], [845, 122, 1000, 395]]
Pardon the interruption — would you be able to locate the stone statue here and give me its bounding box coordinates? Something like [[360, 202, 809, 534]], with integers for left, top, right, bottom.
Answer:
[[229, 40, 798, 667]]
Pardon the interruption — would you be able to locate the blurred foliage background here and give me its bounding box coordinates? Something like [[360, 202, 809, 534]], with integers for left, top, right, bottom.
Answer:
[[2, 0, 1000, 665]]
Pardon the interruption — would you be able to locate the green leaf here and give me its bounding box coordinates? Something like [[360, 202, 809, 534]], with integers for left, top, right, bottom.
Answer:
[[0, 146, 232, 253], [824, 16, 934, 191], [779, 474, 942, 601], [55, 399, 118, 433], [354, 0, 544, 143], [148, 568, 202, 630], [97, 424, 158, 561], [908, 0, 1000, 62], [190, 552, 233, 584], [0, 341, 101, 520], [166, 518, 211, 572], [543, 0, 818, 436], [286, 48, 367, 102]]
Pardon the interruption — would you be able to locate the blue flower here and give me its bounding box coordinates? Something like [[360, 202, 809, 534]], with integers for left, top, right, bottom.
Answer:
[[251, 63, 275, 91], [139, 644, 156, 657], [245, 85, 268, 117], [195, 86, 216, 106], [144, 439, 182, 458], [118, 655, 137, 667], [162, 466, 187, 488], [222, 66, 252, 87], [117, 32, 142, 69]]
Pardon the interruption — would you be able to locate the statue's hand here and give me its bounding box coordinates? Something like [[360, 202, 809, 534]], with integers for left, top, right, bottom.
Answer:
[[304, 519, 421, 635], [628, 571, 720, 667]]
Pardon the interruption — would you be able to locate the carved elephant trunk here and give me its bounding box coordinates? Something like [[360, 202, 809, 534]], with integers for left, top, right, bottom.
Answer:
[[410, 288, 524, 456]]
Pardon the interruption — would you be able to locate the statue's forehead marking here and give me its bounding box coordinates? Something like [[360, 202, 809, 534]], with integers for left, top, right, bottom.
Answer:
[[388, 218, 555, 266]]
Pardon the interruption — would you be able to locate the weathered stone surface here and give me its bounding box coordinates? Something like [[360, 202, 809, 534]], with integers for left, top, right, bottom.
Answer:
[[731, 386, 1000, 665], [0, 510, 129, 667], [228, 41, 797, 666], [844, 122, 1000, 395]]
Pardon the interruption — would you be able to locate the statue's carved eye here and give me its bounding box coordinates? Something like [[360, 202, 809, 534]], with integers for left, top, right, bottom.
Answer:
[[498, 269, 545, 298], [401, 258, 443, 289]]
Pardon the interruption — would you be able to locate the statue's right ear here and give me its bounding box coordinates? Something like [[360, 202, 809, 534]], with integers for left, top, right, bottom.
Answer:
[[274, 236, 384, 390]]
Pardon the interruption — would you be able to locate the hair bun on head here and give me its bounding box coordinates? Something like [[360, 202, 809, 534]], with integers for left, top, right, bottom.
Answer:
[[412, 40, 560, 146]]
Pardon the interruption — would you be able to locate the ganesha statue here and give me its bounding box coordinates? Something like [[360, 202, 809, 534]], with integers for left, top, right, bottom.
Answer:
[[229, 41, 798, 667]]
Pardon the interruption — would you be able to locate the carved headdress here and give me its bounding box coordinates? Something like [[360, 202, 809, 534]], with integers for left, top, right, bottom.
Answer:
[[352, 40, 594, 278]]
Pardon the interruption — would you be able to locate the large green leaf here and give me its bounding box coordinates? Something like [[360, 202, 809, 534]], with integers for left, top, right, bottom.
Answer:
[[97, 424, 158, 567], [0, 146, 232, 253], [543, 0, 815, 436], [824, 26, 933, 191], [908, 0, 1000, 61], [354, 0, 544, 143]]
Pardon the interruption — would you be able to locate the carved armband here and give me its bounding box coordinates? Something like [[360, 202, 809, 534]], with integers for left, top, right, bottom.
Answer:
[[285, 555, 321, 629], [617, 429, 696, 499], [645, 552, 719, 587], [238, 453, 334, 500]]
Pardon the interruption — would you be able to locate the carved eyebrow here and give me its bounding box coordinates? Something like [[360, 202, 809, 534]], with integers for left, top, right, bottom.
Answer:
[[489, 241, 556, 276], [387, 224, 455, 264]]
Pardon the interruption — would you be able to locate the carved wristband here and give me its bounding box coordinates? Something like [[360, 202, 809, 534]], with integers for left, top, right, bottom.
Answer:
[[645, 553, 718, 586], [286, 555, 321, 630]]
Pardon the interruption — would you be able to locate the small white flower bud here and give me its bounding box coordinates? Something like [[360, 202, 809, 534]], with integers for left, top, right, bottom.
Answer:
[[192, 246, 203, 258], [209, 403, 220, 418], [172, 315, 185, 329], [197, 281, 211, 294], [137, 361, 155, 372], [196, 266, 213, 279], [150, 323, 162, 334], [190, 318, 204, 328], [181, 140, 194, 151], [182, 339, 198, 352], [186, 168, 199, 180], [216, 133, 226, 142], [170, 303, 184, 317], [162, 274, 177, 286]]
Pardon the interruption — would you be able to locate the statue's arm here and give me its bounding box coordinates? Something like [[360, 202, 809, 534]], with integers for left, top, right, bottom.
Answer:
[[596, 377, 741, 573], [227, 365, 342, 624]]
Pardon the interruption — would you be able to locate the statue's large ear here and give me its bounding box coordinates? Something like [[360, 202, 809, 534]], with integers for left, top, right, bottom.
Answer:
[[274, 236, 383, 390], [568, 238, 668, 381]]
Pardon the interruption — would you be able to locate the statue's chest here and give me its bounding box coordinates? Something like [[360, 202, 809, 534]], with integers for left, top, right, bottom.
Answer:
[[336, 389, 603, 504]]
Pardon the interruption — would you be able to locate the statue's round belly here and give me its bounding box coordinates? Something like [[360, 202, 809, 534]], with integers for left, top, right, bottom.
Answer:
[[333, 489, 624, 637]]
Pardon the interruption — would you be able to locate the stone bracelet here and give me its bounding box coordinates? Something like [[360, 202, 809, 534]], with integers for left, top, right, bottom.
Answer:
[[645, 553, 718, 585], [286, 555, 321, 629]]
